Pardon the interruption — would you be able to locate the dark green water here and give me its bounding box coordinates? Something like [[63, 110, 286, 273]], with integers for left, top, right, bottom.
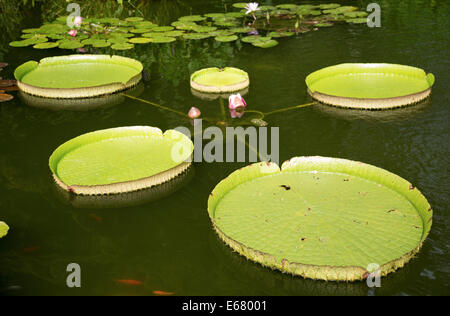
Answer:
[[0, 0, 448, 296]]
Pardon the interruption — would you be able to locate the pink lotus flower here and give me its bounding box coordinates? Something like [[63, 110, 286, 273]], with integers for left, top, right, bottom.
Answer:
[[74, 16, 83, 27], [77, 47, 87, 53], [228, 93, 246, 110], [188, 107, 201, 119], [230, 109, 244, 119], [68, 29, 77, 37]]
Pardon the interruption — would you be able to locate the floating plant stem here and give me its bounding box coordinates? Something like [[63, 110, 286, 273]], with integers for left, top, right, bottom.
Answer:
[[263, 102, 317, 117], [121, 93, 189, 118]]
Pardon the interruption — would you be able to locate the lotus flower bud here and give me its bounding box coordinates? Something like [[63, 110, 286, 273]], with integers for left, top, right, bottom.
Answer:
[[68, 29, 77, 37], [228, 93, 247, 110], [188, 107, 201, 119]]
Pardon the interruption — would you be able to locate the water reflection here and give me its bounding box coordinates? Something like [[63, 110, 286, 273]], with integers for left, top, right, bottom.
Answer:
[[53, 166, 195, 209]]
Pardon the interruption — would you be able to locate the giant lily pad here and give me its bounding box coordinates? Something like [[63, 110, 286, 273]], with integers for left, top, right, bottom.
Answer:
[[208, 157, 432, 281], [306, 63, 435, 109], [190, 67, 249, 93], [14, 55, 143, 98], [49, 126, 193, 195], [0, 221, 8, 239]]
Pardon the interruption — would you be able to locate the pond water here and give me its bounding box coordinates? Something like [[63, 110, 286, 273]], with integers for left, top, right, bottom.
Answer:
[[0, 0, 448, 295]]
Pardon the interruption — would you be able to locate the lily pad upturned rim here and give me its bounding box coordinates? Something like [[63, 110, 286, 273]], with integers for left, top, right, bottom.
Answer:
[[305, 63, 435, 110], [208, 156, 432, 282], [14, 55, 143, 99], [190, 67, 249, 93], [49, 126, 193, 195]]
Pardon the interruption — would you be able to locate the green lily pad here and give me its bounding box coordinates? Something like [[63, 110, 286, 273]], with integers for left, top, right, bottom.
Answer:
[[319, 3, 341, 10], [204, 13, 226, 19], [316, 23, 334, 27], [135, 21, 157, 28], [208, 157, 433, 281], [182, 33, 211, 40], [125, 17, 144, 22], [344, 11, 368, 18], [229, 27, 255, 33], [276, 4, 298, 10], [225, 12, 245, 18], [130, 28, 154, 34], [259, 5, 277, 11], [162, 30, 185, 37], [152, 26, 174, 32], [129, 37, 152, 44], [91, 40, 111, 48], [33, 42, 59, 49], [215, 35, 238, 42], [193, 26, 217, 33], [191, 67, 249, 93], [268, 31, 294, 37], [150, 36, 176, 43], [111, 42, 135, 50], [252, 39, 279, 48], [0, 222, 8, 239], [22, 28, 41, 33], [232, 3, 248, 9], [209, 30, 235, 37], [171, 21, 198, 30], [9, 40, 35, 47], [346, 18, 368, 24], [306, 63, 435, 109], [58, 40, 84, 49], [241, 36, 272, 43], [49, 127, 193, 195]]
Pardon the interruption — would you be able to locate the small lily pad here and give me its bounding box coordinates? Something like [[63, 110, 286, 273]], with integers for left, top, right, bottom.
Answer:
[[193, 26, 217, 33], [252, 39, 279, 48], [241, 36, 271, 43], [111, 42, 135, 50], [58, 40, 84, 49], [232, 3, 248, 9], [229, 27, 255, 33], [179, 15, 206, 22], [0, 93, 14, 102], [152, 26, 175, 32], [125, 17, 144, 22], [276, 4, 298, 10], [129, 37, 152, 44], [0, 222, 8, 238], [346, 18, 368, 24], [344, 11, 369, 18], [150, 37, 176, 43], [92, 40, 111, 48], [319, 3, 341, 10], [10, 40, 34, 47], [182, 33, 211, 40], [215, 35, 238, 42], [269, 31, 294, 37], [33, 42, 59, 49], [316, 23, 334, 27]]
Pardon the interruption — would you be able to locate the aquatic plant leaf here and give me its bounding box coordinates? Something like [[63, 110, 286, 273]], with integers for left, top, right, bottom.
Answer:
[[204, 13, 226, 19], [125, 17, 144, 22], [111, 42, 135, 50], [268, 31, 294, 37], [252, 39, 279, 48], [152, 26, 174, 32], [229, 27, 255, 33], [190, 67, 249, 93], [346, 18, 368, 24], [161, 30, 185, 37], [49, 127, 193, 195], [276, 4, 298, 10], [232, 3, 248, 9], [33, 42, 59, 49], [9, 40, 35, 47], [316, 23, 334, 27], [193, 26, 217, 33], [178, 15, 206, 22], [91, 40, 111, 48], [182, 33, 211, 40], [259, 5, 277, 11], [241, 36, 272, 43], [344, 11, 368, 18], [0, 222, 8, 238], [0, 93, 14, 102], [129, 37, 152, 44], [130, 28, 154, 33], [215, 35, 238, 42], [208, 157, 432, 281], [319, 3, 341, 10], [224, 12, 245, 18], [58, 40, 84, 49], [150, 37, 176, 43]]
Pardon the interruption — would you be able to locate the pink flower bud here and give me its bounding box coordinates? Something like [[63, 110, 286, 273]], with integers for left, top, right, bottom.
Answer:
[[230, 109, 244, 118], [74, 16, 83, 27], [188, 107, 201, 119], [228, 93, 247, 110], [68, 29, 77, 37]]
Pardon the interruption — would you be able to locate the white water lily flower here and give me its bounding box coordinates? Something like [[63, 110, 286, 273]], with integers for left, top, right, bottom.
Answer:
[[245, 2, 260, 14]]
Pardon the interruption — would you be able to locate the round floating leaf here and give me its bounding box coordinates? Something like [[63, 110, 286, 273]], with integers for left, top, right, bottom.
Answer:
[[260, 5, 277, 11], [128, 37, 152, 44], [319, 3, 341, 10], [306, 63, 435, 109], [150, 36, 176, 43], [10, 40, 35, 47], [178, 15, 206, 22], [252, 39, 279, 48], [346, 18, 368, 24], [232, 3, 247, 9], [50, 127, 193, 195], [33, 42, 59, 49], [190, 67, 249, 93], [162, 30, 185, 37], [344, 11, 368, 18], [130, 28, 154, 33], [58, 40, 84, 49], [229, 27, 255, 33], [135, 21, 157, 28], [152, 26, 174, 32], [14, 55, 143, 98], [241, 35, 271, 43], [224, 12, 245, 18], [108, 37, 130, 44], [0, 222, 9, 238], [204, 13, 226, 19], [215, 35, 238, 42], [276, 4, 298, 10], [92, 40, 111, 48], [171, 21, 198, 30], [0, 93, 14, 102], [125, 17, 144, 22], [193, 26, 217, 33], [208, 157, 432, 281], [182, 33, 211, 40], [268, 31, 294, 37], [111, 42, 135, 50], [209, 30, 235, 37], [22, 28, 40, 33], [316, 22, 334, 27], [309, 10, 322, 16]]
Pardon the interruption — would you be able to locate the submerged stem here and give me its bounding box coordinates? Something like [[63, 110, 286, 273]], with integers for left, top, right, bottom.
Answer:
[[121, 93, 188, 118], [263, 102, 316, 117]]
